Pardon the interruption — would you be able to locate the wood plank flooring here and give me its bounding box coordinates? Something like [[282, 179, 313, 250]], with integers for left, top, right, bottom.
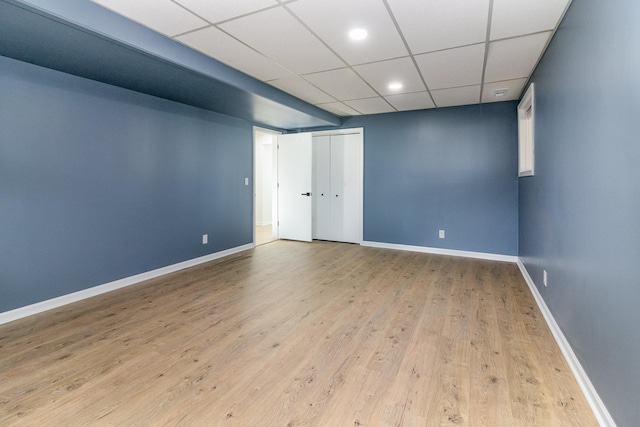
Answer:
[[0, 241, 598, 426]]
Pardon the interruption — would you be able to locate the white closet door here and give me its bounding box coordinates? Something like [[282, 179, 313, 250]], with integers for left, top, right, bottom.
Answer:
[[278, 133, 313, 242], [329, 136, 345, 241], [313, 136, 331, 240], [331, 134, 363, 243]]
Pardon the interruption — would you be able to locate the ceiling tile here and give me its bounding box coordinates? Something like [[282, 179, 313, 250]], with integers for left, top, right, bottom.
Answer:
[[92, 0, 562, 113], [344, 97, 395, 115], [353, 57, 425, 96], [387, 0, 490, 54], [431, 85, 481, 108], [174, 0, 278, 24], [91, 0, 208, 37], [268, 76, 336, 104], [415, 44, 485, 90], [219, 7, 344, 74], [176, 26, 293, 81], [287, 0, 408, 65], [482, 78, 528, 103], [385, 92, 435, 111], [491, 0, 570, 40], [484, 32, 551, 83], [316, 102, 361, 116], [304, 68, 377, 101]]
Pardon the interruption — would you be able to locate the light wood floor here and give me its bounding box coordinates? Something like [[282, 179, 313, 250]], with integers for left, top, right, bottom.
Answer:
[[0, 241, 597, 426]]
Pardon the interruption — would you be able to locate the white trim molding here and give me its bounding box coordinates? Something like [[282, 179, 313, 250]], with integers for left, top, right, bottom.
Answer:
[[0, 243, 254, 326], [517, 259, 616, 427], [362, 241, 518, 263]]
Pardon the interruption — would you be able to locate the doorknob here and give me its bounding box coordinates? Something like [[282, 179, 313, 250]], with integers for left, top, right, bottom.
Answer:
[[301, 192, 312, 196]]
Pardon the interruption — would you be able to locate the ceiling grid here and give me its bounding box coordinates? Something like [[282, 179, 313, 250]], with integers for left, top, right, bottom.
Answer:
[[91, 0, 572, 116]]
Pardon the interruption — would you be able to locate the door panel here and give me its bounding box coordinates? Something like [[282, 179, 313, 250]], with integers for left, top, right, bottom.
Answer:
[[339, 134, 363, 243], [313, 136, 331, 240], [330, 135, 345, 242], [278, 133, 313, 242]]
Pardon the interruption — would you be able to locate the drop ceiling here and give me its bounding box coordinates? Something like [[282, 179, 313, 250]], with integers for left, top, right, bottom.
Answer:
[[90, 0, 572, 116]]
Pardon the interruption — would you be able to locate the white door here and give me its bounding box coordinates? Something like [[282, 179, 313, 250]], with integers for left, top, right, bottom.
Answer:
[[336, 134, 363, 243], [330, 136, 345, 242], [313, 136, 331, 240], [278, 133, 313, 242], [311, 132, 363, 244], [329, 134, 363, 243]]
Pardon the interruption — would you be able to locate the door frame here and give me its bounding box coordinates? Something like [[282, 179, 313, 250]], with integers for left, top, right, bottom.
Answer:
[[253, 126, 281, 246], [253, 126, 364, 246]]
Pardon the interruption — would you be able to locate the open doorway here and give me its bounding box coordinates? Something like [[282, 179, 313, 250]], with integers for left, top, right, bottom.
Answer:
[[253, 127, 280, 246]]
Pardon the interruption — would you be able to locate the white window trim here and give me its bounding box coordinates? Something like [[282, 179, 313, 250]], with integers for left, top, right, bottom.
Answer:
[[518, 83, 535, 177]]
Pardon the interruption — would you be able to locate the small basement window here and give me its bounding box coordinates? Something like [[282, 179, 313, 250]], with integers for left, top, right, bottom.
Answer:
[[518, 83, 535, 177]]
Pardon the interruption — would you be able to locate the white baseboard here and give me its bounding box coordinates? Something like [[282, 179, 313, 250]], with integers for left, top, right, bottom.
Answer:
[[0, 243, 255, 326], [516, 259, 616, 427], [362, 241, 518, 263]]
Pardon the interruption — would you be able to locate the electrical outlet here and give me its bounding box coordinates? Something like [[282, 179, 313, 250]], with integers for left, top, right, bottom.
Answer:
[[439, 230, 445, 239], [244, 177, 249, 186], [202, 234, 208, 245], [543, 270, 548, 287]]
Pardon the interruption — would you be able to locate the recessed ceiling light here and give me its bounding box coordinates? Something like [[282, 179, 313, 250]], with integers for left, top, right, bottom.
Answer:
[[493, 88, 509, 97], [388, 82, 403, 91], [348, 28, 368, 41]]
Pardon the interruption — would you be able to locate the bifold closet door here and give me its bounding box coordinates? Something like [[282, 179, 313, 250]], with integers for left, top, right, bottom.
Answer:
[[313, 136, 331, 240], [331, 134, 362, 244], [312, 134, 362, 244]]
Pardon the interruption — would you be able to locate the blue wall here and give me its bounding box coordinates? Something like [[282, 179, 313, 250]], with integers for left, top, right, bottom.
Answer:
[[0, 56, 254, 312], [0, 54, 519, 315], [519, 0, 640, 424], [342, 103, 519, 256]]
